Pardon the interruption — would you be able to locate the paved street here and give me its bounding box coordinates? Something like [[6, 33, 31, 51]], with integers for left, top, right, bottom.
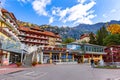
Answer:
[[0, 64, 120, 80]]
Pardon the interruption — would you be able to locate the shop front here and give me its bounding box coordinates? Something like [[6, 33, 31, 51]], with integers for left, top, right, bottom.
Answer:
[[9, 52, 21, 64], [42, 47, 75, 64], [0, 50, 10, 66], [67, 42, 106, 63]]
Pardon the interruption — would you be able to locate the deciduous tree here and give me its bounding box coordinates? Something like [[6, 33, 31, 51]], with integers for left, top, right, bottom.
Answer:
[[107, 24, 120, 34], [103, 34, 120, 46], [62, 38, 75, 44]]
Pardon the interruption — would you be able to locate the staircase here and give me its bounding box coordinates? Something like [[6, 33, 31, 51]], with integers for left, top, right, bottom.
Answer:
[[23, 46, 43, 66], [23, 53, 33, 66], [1, 40, 43, 66]]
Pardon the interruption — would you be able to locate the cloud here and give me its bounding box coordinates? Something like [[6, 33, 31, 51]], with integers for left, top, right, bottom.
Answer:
[[49, 17, 54, 24], [103, 14, 107, 18], [52, 7, 61, 16], [32, 0, 51, 16], [17, 0, 31, 3], [51, 0, 96, 24], [77, 0, 86, 4], [16, 0, 96, 25], [59, 8, 69, 21], [62, 25, 68, 27], [110, 9, 116, 13], [0, 0, 6, 7], [102, 8, 120, 22]]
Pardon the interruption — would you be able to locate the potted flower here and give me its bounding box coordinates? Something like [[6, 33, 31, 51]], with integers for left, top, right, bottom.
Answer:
[[38, 62, 42, 64], [16, 62, 22, 67], [32, 61, 37, 66], [78, 60, 81, 64]]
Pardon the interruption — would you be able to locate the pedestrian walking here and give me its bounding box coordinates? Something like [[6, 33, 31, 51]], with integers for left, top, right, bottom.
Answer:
[[90, 59, 94, 68]]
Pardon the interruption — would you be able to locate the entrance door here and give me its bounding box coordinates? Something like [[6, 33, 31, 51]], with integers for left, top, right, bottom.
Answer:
[[52, 54, 59, 62], [43, 55, 49, 63]]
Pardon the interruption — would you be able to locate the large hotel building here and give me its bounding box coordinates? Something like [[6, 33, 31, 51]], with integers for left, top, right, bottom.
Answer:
[[0, 8, 21, 65], [0, 8, 69, 65], [18, 26, 62, 47], [0, 8, 109, 66], [18, 26, 66, 64]]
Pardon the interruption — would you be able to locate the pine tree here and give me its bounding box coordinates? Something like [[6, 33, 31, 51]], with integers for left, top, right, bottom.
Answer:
[[96, 26, 109, 45], [89, 32, 96, 44]]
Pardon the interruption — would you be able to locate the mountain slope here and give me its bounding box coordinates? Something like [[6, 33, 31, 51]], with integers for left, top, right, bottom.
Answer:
[[18, 20, 120, 39]]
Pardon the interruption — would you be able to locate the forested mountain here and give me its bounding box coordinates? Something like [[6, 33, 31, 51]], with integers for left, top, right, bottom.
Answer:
[[18, 20, 120, 39]]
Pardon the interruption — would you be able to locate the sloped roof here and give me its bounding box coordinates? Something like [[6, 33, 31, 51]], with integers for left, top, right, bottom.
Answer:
[[1, 8, 17, 22], [9, 13, 17, 20], [80, 33, 96, 39], [19, 26, 29, 31], [43, 31, 56, 37], [19, 26, 61, 38], [80, 33, 90, 39], [1, 8, 8, 13]]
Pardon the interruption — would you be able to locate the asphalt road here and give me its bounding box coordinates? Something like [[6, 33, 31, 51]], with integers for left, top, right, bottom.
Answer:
[[0, 64, 120, 80]]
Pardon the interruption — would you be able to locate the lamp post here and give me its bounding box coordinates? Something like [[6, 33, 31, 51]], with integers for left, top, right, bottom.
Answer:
[[110, 47, 114, 65], [21, 49, 24, 63], [81, 43, 85, 63], [21, 44, 25, 64]]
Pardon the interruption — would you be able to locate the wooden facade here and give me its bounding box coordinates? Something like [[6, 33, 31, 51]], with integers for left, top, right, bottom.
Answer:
[[103, 45, 120, 62]]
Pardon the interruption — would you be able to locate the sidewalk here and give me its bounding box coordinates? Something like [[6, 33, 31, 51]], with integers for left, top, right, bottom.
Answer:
[[0, 64, 53, 75], [0, 64, 26, 75], [0, 64, 17, 68], [35, 63, 54, 67]]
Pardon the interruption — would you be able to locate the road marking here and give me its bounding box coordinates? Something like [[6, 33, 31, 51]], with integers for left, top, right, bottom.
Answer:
[[24, 71, 34, 75], [24, 71, 48, 78], [39, 72, 48, 78]]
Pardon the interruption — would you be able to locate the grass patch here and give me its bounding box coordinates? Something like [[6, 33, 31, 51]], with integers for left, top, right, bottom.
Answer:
[[95, 65, 120, 69]]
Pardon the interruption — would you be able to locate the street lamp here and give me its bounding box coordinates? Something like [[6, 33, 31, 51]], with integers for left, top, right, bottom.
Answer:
[[21, 44, 25, 63], [110, 47, 114, 65]]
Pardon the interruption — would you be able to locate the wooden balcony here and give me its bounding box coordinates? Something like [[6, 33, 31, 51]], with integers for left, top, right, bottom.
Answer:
[[20, 39, 49, 45], [43, 47, 67, 53], [0, 28, 12, 38], [19, 34, 48, 40]]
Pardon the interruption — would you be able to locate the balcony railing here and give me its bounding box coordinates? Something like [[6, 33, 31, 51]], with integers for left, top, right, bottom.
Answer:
[[2, 28, 19, 41], [20, 39, 49, 44], [5, 18, 19, 34], [19, 33, 48, 40]]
